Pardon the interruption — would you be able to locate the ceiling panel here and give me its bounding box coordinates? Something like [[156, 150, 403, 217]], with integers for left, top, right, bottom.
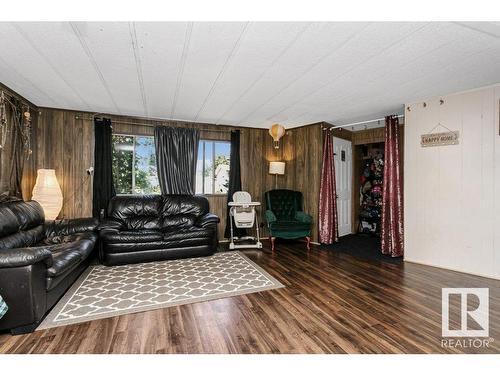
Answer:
[[0, 21, 499, 128], [170, 22, 248, 121], [133, 22, 189, 118]]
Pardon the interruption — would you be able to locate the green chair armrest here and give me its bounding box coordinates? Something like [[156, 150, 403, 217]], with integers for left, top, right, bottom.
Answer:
[[295, 211, 312, 223], [265, 210, 277, 223]]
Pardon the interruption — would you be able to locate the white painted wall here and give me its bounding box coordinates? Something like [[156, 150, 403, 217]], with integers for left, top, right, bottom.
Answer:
[[404, 84, 500, 279]]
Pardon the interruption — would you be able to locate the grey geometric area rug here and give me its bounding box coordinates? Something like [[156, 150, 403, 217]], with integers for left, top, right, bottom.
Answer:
[[38, 251, 283, 330]]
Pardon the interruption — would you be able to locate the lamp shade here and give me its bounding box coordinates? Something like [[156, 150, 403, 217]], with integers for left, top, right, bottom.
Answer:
[[32, 169, 63, 220], [269, 161, 285, 175], [268, 124, 285, 149]]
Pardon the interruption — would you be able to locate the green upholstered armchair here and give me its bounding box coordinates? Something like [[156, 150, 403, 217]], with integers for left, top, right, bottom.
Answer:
[[264, 189, 313, 251]]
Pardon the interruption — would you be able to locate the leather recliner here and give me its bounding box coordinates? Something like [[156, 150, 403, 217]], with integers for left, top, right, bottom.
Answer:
[[0, 199, 98, 334], [98, 195, 220, 266]]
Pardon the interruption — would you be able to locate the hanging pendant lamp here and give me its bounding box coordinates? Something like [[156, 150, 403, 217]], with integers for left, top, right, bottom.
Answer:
[[268, 124, 285, 149]]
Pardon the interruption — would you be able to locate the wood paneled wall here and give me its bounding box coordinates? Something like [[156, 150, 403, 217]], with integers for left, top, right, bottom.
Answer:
[[21, 109, 94, 219], [20, 106, 326, 243]]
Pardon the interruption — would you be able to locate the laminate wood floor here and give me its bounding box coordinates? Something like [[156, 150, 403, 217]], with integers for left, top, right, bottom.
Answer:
[[1, 242, 499, 354]]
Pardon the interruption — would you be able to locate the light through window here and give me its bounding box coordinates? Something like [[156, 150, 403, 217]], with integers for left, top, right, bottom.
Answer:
[[112, 134, 160, 194], [196, 140, 231, 195]]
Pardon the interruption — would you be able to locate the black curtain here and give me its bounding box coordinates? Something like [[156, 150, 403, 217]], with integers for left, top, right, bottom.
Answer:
[[224, 130, 246, 238], [92, 118, 115, 218], [154, 126, 199, 195]]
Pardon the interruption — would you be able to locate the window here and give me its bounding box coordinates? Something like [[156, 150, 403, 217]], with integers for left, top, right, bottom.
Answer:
[[196, 140, 231, 195], [112, 134, 160, 194]]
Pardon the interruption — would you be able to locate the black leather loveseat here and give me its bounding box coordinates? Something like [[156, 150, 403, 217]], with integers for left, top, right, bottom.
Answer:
[[0, 199, 98, 334], [99, 195, 220, 266]]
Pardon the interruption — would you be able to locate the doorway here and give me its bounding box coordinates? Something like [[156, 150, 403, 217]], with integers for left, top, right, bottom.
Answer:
[[333, 137, 352, 237]]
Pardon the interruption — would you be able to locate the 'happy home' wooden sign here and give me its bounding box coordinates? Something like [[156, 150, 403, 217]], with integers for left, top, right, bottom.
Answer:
[[421, 131, 459, 147]]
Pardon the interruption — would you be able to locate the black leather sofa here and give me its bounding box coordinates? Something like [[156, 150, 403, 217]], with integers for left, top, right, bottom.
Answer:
[[0, 199, 98, 334], [99, 195, 220, 266]]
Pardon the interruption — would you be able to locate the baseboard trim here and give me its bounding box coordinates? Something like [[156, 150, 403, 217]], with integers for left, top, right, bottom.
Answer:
[[404, 259, 500, 281]]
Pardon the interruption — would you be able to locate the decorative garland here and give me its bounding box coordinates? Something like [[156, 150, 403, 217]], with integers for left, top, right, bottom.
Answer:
[[0, 90, 32, 157], [0, 91, 7, 149]]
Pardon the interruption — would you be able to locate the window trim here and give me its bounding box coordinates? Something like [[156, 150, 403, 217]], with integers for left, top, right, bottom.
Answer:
[[197, 139, 231, 196]]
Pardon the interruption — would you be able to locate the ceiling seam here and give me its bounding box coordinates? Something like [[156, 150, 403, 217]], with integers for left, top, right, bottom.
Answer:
[[193, 22, 250, 122], [0, 54, 58, 107], [235, 22, 373, 126], [297, 25, 465, 122], [12, 23, 92, 111], [262, 22, 432, 125], [170, 22, 193, 119], [69, 22, 121, 114], [319, 26, 500, 125], [129, 22, 149, 117], [390, 44, 500, 104], [214, 22, 312, 125], [453, 22, 500, 40]]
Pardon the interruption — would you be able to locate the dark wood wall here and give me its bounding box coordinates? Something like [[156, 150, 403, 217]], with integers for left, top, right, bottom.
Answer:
[[15, 97, 405, 245], [20, 107, 326, 243]]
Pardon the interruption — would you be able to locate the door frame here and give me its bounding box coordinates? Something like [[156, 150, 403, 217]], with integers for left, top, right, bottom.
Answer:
[[333, 136, 353, 237]]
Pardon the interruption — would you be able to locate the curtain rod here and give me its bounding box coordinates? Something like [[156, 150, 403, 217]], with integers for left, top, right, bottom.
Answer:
[[324, 114, 405, 130], [74, 115, 242, 133]]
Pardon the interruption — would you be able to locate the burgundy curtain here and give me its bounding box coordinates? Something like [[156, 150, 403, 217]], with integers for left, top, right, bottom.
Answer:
[[318, 132, 338, 244], [381, 115, 404, 257]]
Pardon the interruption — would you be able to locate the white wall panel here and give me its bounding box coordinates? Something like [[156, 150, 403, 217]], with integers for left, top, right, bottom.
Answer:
[[404, 84, 500, 279]]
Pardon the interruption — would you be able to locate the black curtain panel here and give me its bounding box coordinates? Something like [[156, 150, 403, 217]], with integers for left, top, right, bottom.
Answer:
[[224, 130, 246, 238], [154, 126, 200, 195], [92, 118, 115, 218]]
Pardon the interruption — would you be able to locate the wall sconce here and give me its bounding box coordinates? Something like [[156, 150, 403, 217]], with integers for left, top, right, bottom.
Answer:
[[32, 169, 63, 220], [269, 124, 285, 149], [269, 161, 285, 189]]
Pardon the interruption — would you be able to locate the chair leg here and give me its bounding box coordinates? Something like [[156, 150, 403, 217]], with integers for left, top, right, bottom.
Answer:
[[270, 237, 276, 252], [305, 236, 311, 251]]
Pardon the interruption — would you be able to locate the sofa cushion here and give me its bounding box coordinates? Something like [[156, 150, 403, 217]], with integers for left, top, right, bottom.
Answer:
[[3, 201, 44, 230], [0, 206, 20, 239], [42, 232, 98, 246], [162, 227, 215, 241], [161, 214, 196, 229], [46, 236, 96, 277], [47, 247, 82, 277], [101, 230, 164, 244], [160, 195, 209, 217], [0, 225, 45, 250], [107, 195, 162, 230], [104, 237, 213, 254]]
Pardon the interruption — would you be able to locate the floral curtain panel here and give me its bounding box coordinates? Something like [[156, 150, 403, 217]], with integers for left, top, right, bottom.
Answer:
[[381, 115, 404, 257], [318, 132, 338, 244]]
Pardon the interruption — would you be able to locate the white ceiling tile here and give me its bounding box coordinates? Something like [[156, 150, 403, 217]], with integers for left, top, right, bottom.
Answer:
[[171, 22, 248, 121], [1, 22, 499, 128]]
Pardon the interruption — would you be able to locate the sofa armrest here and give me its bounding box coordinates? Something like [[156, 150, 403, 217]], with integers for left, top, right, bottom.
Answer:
[[0, 247, 53, 269], [196, 213, 220, 228], [97, 218, 123, 232], [45, 217, 99, 238], [295, 211, 312, 224], [265, 210, 277, 224]]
